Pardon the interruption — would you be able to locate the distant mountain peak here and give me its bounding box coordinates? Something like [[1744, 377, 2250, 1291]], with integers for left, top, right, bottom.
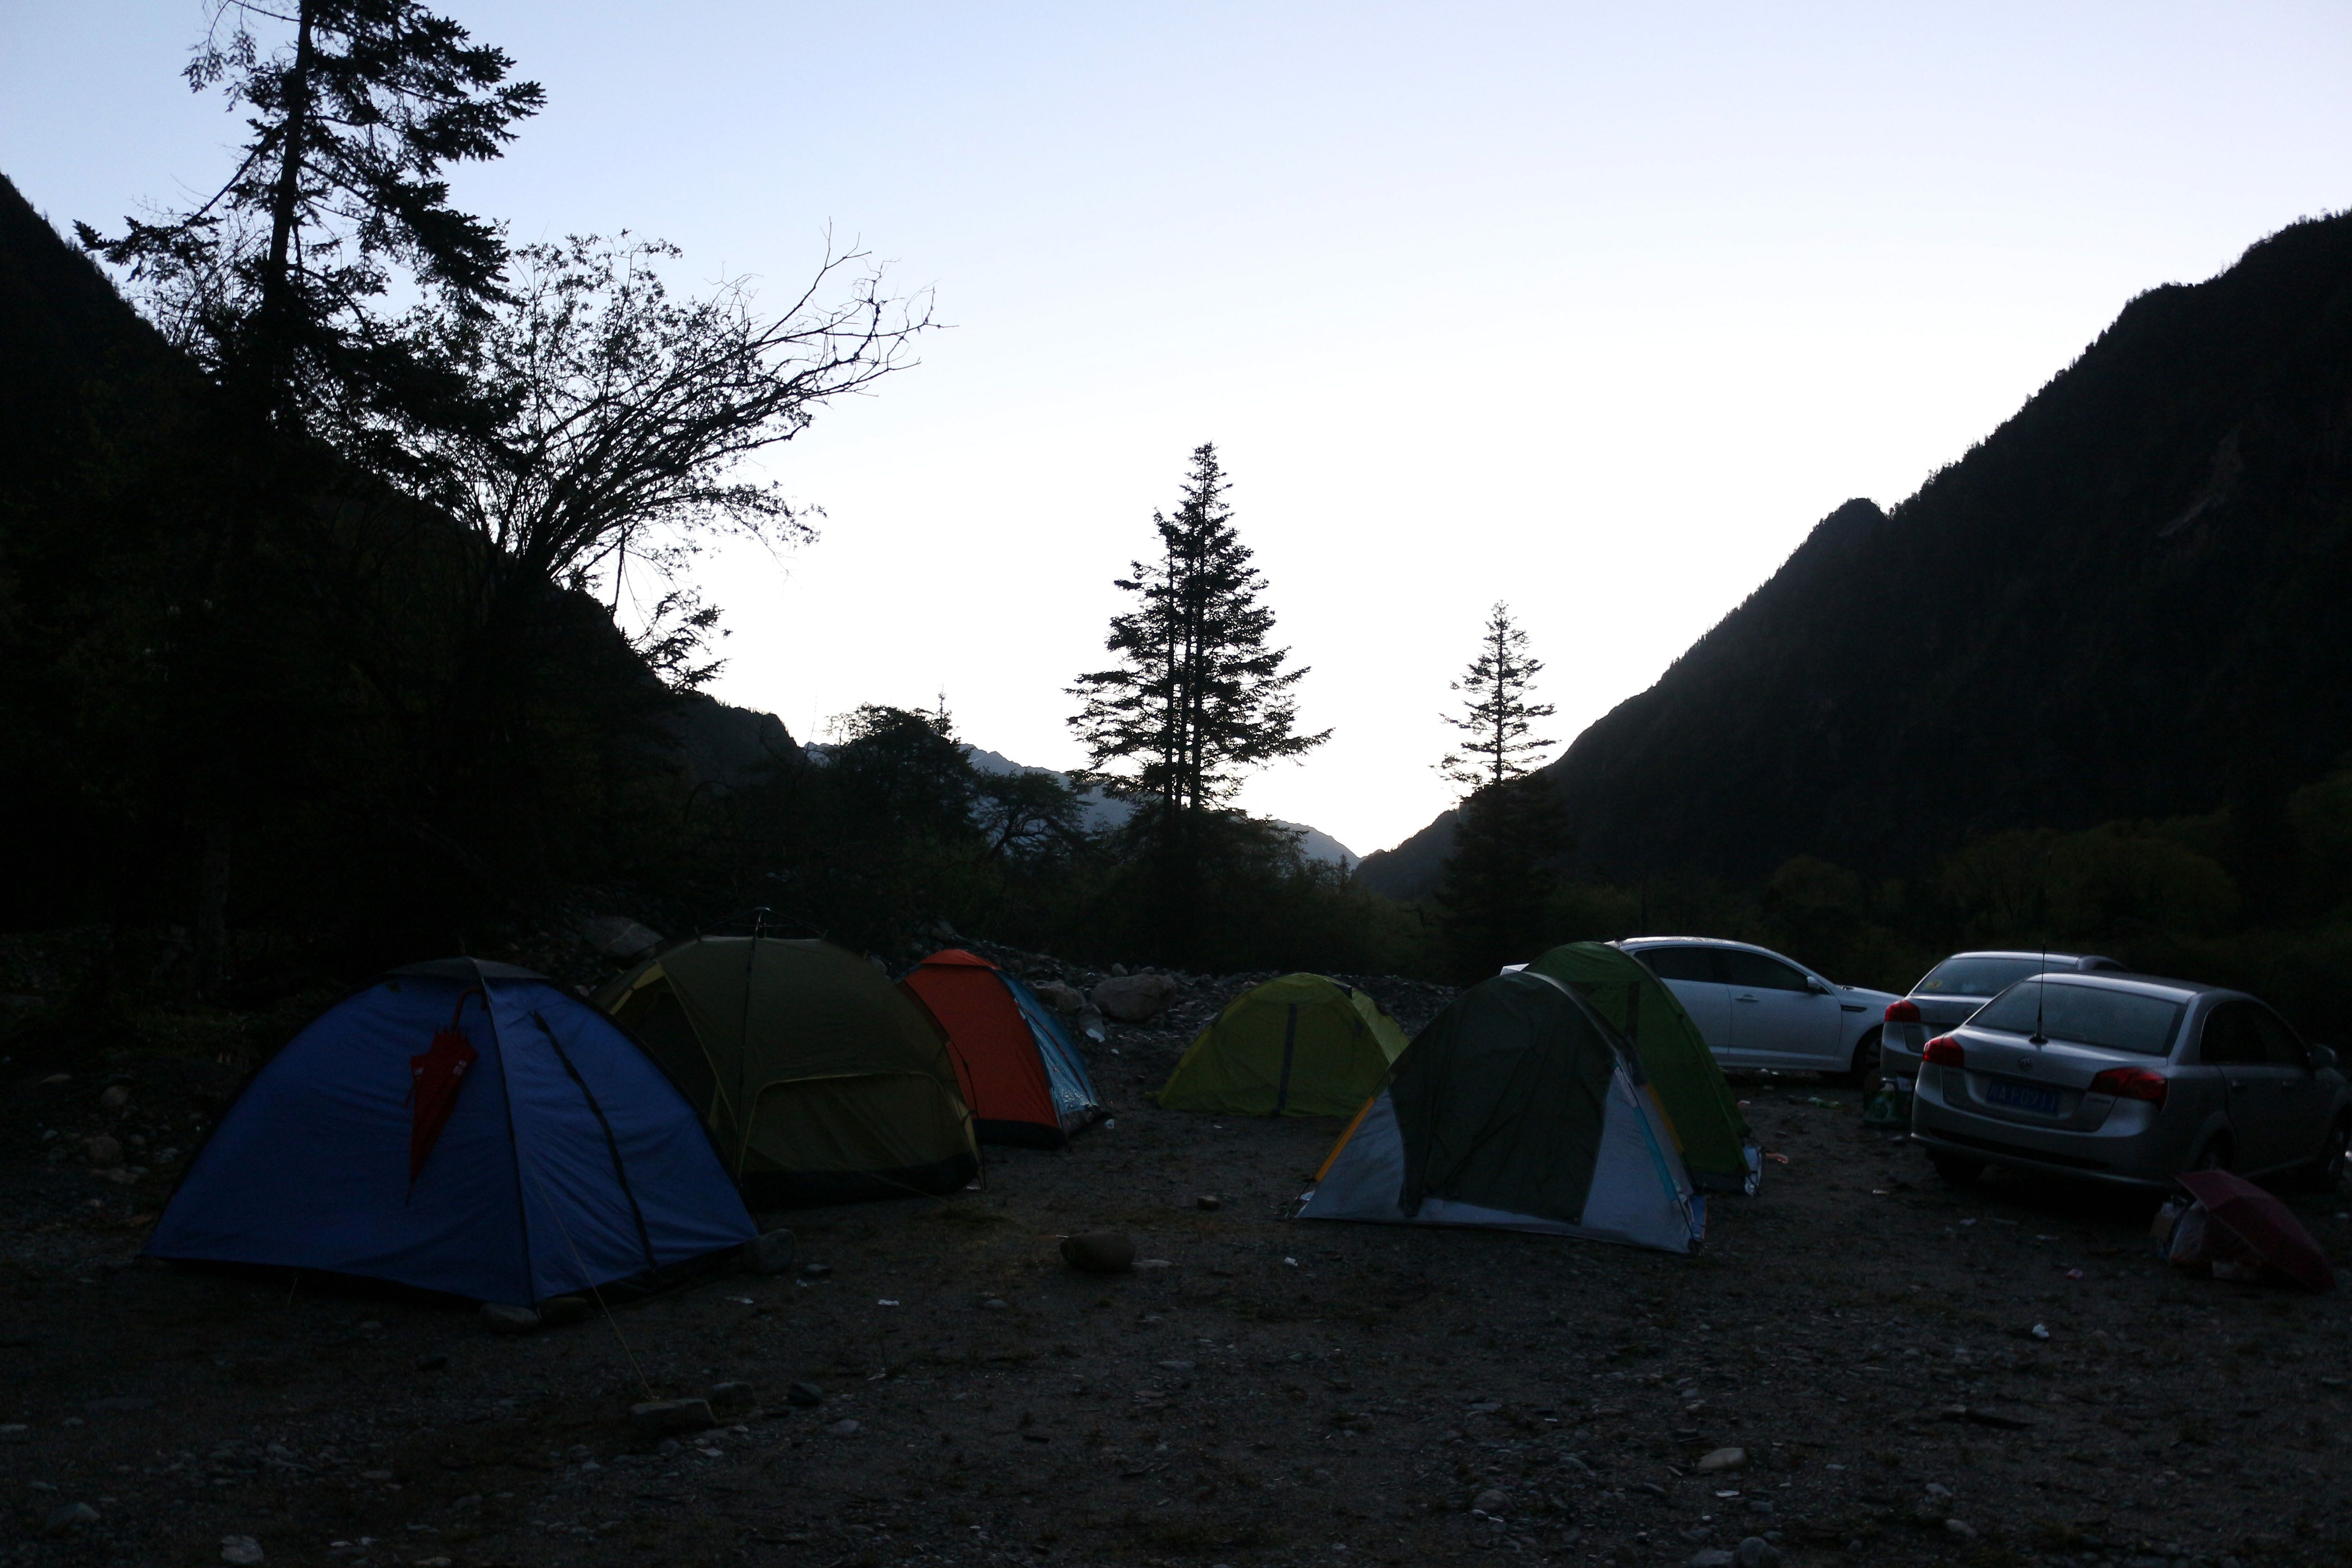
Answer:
[[1359, 212, 2352, 899]]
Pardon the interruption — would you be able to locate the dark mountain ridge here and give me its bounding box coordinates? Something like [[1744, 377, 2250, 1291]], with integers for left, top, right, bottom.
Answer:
[[1362, 211, 2352, 899]]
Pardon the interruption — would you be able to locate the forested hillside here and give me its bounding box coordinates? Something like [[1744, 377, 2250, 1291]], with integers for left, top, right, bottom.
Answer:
[[1363, 212, 2352, 900]]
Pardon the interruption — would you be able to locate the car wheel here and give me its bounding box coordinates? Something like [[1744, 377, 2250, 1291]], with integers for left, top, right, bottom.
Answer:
[[2301, 1117, 2350, 1193], [1929, 1151, 1984, 1187], [1836, 1026, 1882, 1090]]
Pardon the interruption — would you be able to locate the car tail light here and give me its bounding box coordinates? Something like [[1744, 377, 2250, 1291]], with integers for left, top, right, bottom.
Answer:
[[2089, 1066, 2168, 1106], [1886, 1000, 1921, 1024], [1921, 1035, 1964, 1068]]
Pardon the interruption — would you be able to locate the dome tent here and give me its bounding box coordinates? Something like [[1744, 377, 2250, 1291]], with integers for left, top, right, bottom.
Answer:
[[902, 949, 1102, 1147], [1158, 973, 1408, 1117], [596, 935, 979, 1205], [1526, 941, 1758, 1194], [145, 959, 756, 1304], [1298, 969, 1701, 1254]]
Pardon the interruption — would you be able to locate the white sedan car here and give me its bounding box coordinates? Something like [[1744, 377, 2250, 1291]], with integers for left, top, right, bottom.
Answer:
[[1617, 936, 1901, 1082]]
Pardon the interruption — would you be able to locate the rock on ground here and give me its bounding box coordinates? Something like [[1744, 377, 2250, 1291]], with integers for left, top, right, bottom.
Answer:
[[1091, 972, 1181, 1022], [1059, 1230, 1137, 1274]]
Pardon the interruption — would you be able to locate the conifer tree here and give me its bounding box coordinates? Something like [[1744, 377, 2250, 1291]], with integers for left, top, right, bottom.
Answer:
[[1432, 603, 1570, 979], [79, 0, 544, 450], [1438, 602, 1556, 791], [1069, 444, 1327, 812], [74, 0, 541, 986], [1068, 444, 1328, 954]]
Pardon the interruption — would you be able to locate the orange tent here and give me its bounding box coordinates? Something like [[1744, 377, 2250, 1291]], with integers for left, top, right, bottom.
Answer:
[[902, 951, 1102, 1147]]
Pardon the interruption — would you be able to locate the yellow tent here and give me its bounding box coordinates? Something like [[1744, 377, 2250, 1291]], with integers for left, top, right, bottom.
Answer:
[[1158, 974, 1408, 1117]]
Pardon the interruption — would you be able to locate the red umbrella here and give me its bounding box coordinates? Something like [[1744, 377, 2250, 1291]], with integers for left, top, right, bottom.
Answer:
[[2176, 1168, 2334, 1292], [407, 990, 483, 1193]]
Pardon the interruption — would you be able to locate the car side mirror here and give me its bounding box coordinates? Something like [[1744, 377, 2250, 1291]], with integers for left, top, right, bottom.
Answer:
[[1806, 977, 1831, 994], [2313, 1045, 2339, 1073]]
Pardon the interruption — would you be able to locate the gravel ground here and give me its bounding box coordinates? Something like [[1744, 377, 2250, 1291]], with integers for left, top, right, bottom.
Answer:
[[6, 971, 2352, 1568]]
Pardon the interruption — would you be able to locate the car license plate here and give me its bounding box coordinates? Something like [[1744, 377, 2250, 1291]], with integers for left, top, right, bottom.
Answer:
[[1984, 1078, 2061, 1116]]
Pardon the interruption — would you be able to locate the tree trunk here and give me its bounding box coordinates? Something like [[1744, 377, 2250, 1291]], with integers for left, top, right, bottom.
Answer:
[[250, 0, 318, 422]]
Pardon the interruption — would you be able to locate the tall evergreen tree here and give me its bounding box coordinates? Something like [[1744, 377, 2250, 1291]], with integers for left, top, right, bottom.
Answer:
[[1438, 601, 1556, 791], [1068, 443, 1328, 954], [79, 0, 544, 453], [1069, 444, 1326, 811], [74, 0, 542, 985], [1432, 603, 1570, 979]]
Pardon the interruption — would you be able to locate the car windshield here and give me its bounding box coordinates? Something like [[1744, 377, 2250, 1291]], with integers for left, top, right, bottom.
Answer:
[[1969, 982, 2183, 1056], [1915, 956, 2052, 997]]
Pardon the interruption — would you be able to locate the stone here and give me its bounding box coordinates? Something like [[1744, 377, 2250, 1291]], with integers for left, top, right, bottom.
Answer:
[[740, 1229, 798, 1276], [537, 1294, 592, 1327], [1060, 1231, 1137, 1275], [579, 916, 663, 959], [1689, 1552, 1736, 1568], [799, 1261, 832, 1279], [1473, 1488, 1509, 1512], [1091, 972, 1180, 1023], [629, 1399, 715, 1437], [1944, 1519, 1978, 1541], [1735, 1539, 1782, 1568], [1196, 1195, 1222, 1211], [480, 1303, 541, 1334], [826, 1418, 862, 1436], [786, 1381, 824, 1408], [1076, 1004, 1108, 1042], [221, 1535, 265, 1565], [1695, 1446, 1746, 1473], [709, 1381, 757, 1418], [982, 1298, 1009, 1310], [45, 1501, 99, 1533], [84, 1134, 122, 1168], [1032, 980, 1085, 1014], [98, 1084, 130, 1110], [0, 1424, 29, 1441]]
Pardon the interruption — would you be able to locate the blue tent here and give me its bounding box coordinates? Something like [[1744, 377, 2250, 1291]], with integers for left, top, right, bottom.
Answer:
[[146, 959, 756, 1304]]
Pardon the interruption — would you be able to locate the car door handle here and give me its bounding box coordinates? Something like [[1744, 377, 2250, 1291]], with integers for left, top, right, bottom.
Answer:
[[2228, 1078, 2251, 1089], [1734, 994, 1760, 1003]]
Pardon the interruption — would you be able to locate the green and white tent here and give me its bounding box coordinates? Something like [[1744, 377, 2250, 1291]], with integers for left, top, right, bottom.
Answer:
[[1297, 969, 1701, 1254], [1525, 941, 1758, 1194], [1158, 973, 1408, 1117]]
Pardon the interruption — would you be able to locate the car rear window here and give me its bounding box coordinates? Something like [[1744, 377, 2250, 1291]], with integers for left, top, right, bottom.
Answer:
[[1915, 956, 2048, 997], [1969, 981, 2183, 1056]]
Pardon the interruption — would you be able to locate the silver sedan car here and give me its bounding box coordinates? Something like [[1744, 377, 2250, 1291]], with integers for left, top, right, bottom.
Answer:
[[1619, 936, 1899, 1082], [1881, 950, 2125, 1082], [1909, 972, 2350, 1191]]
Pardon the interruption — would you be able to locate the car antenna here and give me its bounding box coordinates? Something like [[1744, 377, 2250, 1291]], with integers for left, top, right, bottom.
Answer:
[[2031, 939, 2049, 1047]]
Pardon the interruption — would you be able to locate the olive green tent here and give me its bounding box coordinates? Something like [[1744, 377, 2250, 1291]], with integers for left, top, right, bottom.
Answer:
[[1158, 973, 1408, 1117], [595, 936, 978, 1205], [1526, 941, 1756, 1194]]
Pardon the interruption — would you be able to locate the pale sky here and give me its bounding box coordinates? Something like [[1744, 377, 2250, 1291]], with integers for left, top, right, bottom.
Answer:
[[8, 3, 2350, 855]]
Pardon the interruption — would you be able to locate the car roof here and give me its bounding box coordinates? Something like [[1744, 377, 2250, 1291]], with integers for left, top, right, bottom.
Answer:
[[1934, 950, 2115, 965], [1617, 936, 1774, 952], [1980, 971, 2222, 1004]]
